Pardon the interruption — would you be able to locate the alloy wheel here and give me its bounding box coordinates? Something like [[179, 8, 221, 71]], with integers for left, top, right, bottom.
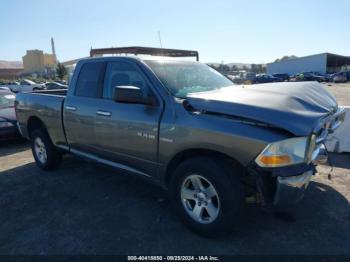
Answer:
[[181, 174, 220, 224], [34, 137, 47, 164]]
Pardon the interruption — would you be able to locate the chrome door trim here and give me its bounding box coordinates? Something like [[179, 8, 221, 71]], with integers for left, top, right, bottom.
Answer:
[[65, 106, 77, 111], [70, 148, 151, 177], [96, 110, 112, 117], [56, 144, 70, 151]]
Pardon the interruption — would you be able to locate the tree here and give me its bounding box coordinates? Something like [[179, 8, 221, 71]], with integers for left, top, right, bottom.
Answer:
[[257, 64, 266, 73], [242, 65, 249, 72], [231, 64, 238, 72], [56, 62, 67, 80], [222, 64, 230, 74]]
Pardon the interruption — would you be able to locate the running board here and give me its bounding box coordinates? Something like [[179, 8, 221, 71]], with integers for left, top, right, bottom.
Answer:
[[69, 148, 151, 178]]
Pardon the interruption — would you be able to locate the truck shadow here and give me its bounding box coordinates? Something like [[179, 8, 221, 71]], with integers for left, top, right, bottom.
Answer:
[[234, 180, 350, 253], [0, 138, 30, 157], [0, 157, 349, 254]]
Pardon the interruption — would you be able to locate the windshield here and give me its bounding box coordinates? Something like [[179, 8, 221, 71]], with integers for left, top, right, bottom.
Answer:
[[0, 93, 15, 108], [145, 60, 234, 98]]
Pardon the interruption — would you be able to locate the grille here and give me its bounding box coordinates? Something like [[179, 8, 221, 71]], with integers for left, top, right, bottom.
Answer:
[[309, 107, 345, 162]]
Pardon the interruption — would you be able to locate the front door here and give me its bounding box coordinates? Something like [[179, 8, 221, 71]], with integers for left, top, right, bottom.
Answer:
[[93, 60, 163, 176]]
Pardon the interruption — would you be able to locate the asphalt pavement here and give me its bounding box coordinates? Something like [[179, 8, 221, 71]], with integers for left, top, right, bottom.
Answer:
[[0, 140, 349, 255]]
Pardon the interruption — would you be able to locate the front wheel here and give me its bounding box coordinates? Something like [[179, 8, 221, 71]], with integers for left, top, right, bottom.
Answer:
[[31, 129, 62, 170], [170, 157, 244, 237]]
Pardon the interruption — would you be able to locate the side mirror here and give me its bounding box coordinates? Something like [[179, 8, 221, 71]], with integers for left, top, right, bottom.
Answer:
[[113, 86, 156, 106]]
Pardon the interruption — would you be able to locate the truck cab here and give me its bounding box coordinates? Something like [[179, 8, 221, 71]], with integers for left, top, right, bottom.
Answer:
[[63, 57, 164, 177]]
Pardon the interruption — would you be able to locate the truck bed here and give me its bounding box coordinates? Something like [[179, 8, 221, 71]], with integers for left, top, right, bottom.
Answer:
[[15, 90, 67, 146]]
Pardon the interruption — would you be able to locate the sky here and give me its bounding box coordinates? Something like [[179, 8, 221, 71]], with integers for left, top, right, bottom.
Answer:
[[1, 0, 349, 64]]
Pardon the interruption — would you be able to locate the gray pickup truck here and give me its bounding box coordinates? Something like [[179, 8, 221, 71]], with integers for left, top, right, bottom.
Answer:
[[15, 57, 345, 236]]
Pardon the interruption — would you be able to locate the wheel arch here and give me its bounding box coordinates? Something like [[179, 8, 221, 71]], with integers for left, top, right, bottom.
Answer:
[[164, 148, 246, 188], [27, 116, 49, 139]]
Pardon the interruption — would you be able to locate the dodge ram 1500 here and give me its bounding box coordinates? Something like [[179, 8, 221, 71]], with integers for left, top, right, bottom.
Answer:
[[15, 57, 345, 236]]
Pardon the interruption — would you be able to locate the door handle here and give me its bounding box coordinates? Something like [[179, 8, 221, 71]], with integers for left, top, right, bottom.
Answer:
[[96, 110, 112, 117], [65, 106, 77, 111]]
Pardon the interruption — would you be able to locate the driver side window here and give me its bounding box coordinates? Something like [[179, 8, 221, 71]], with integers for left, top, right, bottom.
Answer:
[[103, 62, 150, 100]]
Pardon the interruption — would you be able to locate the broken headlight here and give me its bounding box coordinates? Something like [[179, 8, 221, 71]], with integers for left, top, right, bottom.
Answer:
[[255, 137, 309, 167]]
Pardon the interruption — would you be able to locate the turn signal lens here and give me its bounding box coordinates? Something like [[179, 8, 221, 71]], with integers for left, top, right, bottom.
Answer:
[[258, 155, 292, 166]]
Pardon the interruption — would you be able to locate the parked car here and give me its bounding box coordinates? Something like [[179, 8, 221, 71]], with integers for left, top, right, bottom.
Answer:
[[253, 74, 282, 83], [331, 71, 350, 83], [243, 72, 257, 84], [294, 72, 326, 82], [272, 73, 290, 81], [7, 79, 45, 93], [44, 82, 68, 90], [325, 73, 334, 82], [345, 70, 350, 79], [15, 57, 345, 237], [0, 81, 19, 89], [0, 90, 18, 138], [230, 72, 256, 84], [332, 72, 347, 83], [0, 86, 11, 91]]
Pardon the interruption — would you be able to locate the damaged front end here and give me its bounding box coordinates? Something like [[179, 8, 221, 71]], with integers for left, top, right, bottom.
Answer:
[[182, 83, 345, 206], [246, 107, 346, 206]]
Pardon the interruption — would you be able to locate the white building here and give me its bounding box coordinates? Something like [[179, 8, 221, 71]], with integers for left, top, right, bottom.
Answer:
[[267, 53, 350, 75]]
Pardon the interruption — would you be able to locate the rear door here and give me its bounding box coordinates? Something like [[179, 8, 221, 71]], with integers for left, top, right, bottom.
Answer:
[[63, 61, 106, 153], [93, 60, 163, 176]]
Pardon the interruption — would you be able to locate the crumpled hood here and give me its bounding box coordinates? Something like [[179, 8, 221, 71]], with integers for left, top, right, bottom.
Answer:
[[186, 81, 338, 136]]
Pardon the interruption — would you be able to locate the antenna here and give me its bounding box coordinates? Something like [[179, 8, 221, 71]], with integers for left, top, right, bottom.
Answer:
[[158, 30, 165, 61], [157, 30, 167, 79], [158, 30, 163, 49]]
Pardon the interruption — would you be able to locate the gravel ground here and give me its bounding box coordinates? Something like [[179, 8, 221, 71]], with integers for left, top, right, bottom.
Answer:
[[323, 82, 350, 106], [0, 139, 349, 255]]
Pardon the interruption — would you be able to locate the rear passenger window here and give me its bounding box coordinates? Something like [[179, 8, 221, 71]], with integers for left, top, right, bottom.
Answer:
[[75, 62, 105, 98]]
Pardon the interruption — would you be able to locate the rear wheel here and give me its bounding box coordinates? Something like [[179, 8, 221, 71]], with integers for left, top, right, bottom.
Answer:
[[31, 129, 62, 170], [170, 157, 244, 237]]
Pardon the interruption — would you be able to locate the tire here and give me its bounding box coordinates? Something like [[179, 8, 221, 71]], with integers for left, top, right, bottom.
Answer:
[[169, 157, 244, 237], [31, 129, 62, 170]]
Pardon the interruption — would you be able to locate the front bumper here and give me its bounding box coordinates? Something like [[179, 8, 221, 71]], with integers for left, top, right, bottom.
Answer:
[[273, 107, 345, 205], [273, 170, 313, 206], [248, 161, 318, 206], [249, 145, 328, 206], [249, 108, 345, 206]]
